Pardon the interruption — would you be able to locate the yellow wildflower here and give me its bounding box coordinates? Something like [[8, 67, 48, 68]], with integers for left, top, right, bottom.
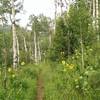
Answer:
[[66, 63, 69, 67], [12, 74, 15, 78], [79, 76, 83, 79], [76, 85, 79, 88], [62, 60, 66, 65], [89, 48, 93, 51], [8, 68, 12, 72], [21, 62, 25, 66], [75, 79, 78, 82], [69, 64, 75, 69], [84, 71, 89, 75], [61, 52, 64, 55]]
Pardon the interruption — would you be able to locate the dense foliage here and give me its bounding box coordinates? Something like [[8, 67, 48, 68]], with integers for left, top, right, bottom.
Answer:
[[0, 0, 100, 100]]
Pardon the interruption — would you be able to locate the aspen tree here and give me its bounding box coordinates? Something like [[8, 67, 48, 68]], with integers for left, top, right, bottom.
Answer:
[[37, 38, 41, 62], [16, 35, 19, 66], [60, 0, 63, 15], [93, 0, 96, 27], [49, 30, 52, 47], [54, 0, 57, 35], [23, 36, 27, 52], [95, 0, 99, 41], [11, 0, 18, 69], [34, 26, 38, 64]]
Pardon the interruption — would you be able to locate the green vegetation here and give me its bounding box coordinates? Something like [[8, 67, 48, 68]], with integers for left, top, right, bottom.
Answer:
[[0, 64, 38, 100], [0, 0, 100, 100]]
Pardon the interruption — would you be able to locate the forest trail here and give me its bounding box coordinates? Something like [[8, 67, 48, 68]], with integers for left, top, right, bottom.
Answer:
[[36, 71, 44, 100]]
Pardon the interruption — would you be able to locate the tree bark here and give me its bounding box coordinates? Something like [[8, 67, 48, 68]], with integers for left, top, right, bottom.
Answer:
[[37, 38, 41, 62], [34, 30, 38, 64], [23, 36, 27, 52], [95, 0, 99, 41], [12, 0, 17, 69], [60, 0, 63, 15], [16, 36, 19, 66], [93, 0, 96, 29], [54, 0, 57, 35]]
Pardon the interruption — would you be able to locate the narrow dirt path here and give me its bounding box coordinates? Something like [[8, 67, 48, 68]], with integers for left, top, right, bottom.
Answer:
[[36, 72, 44, 100]]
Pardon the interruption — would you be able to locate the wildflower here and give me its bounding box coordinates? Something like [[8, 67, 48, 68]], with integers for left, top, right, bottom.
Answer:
[[84, 71, 89, 75], [69, 64, 75, 69], [61, 52, 64, 55], [66, 63, 69, 67], [12, 74, 15, 78], [21, 62, 25, 66], [62, 60, 66, 65], [84, 88, 87, 91], [76, 85, 79, 88], [79, 76, 83, 79], [90, 67, 93, 70], [89, 48, 93, 51], [75, 79, 78, 82], [8, 68, 12, 72]]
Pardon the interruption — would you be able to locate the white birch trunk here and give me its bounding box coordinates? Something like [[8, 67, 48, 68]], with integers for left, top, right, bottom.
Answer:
[[12, 0, 17, 69], [54, 0, 57, 35], [89, 0, 92, 14], [23, 36, 27, 52], [16, 36, 19, 66], [93, 0, 96, 28], [48, 28, 52, 47], [60, 0, 63, 15], [95, 0, 99, 41], [34, 31, 38, 64], [37, 38, 41, 62]]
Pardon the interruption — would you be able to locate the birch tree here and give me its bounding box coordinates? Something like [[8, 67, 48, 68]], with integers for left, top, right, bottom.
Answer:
[[16, 35, 19, 65], [37, 38, 41, 62], [54, 0, 57, 35], [11, 0, 17, 68], [11, 0, 23, 68], [92, 0, 99, 42], [95, 0, 99, 41]]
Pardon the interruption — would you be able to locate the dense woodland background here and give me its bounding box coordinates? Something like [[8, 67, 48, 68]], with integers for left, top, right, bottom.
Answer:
[[0, 0, 100, 100]]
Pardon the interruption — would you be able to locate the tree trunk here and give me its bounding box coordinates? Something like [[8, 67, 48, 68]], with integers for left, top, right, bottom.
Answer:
[[95, 0, 99, 42], [12, 0, 17, 69], [23, 36, 27, 52], [49, 31, 52, 47], [37, 38, 41, 62], [34, 30, 38, 64], [54, 0, 57, 35], [16, 36, 19, 66], [60, 0, 63, 15], [93, 0, 96, 29]]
